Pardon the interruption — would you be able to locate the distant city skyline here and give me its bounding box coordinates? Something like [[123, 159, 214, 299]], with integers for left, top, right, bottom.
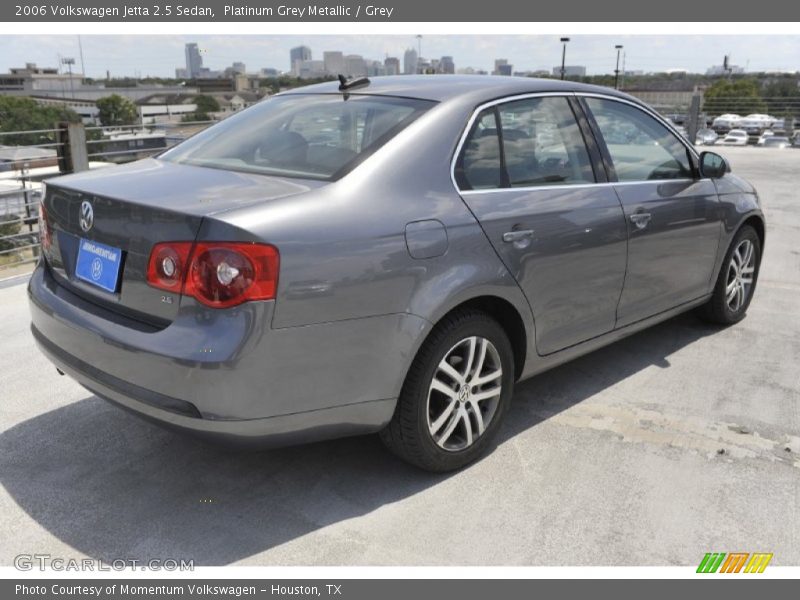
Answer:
[[1, 35, 798, 79]]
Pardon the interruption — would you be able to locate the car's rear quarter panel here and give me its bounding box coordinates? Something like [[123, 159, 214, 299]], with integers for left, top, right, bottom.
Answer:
[[215, 98, 534, 337]]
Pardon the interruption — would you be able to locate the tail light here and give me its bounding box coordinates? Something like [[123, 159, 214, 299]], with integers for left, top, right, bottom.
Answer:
[[147, 242, 193, 293], [147, 241, 279, 308]]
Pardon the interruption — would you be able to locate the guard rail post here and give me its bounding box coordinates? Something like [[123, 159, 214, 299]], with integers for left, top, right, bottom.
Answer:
[[686, 93, 701, 144], [55, 121, 89, 174]]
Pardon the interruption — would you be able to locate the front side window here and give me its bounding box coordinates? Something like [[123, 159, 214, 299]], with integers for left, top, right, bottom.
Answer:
[[455, 96, 595, 191], [161, 94, 433, 181], [585, 98, 693, 182]]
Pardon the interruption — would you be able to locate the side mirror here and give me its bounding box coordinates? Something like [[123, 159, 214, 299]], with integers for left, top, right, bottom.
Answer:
[[699, 151, 730, 179]]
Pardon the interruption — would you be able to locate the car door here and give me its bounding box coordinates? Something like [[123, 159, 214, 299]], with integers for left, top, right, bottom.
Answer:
[[454, 95, 628, 355], [581, 97, 722, 327]]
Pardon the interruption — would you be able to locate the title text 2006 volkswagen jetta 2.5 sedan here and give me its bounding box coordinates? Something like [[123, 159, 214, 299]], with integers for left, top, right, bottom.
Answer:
[[29, 76, 765, 471]]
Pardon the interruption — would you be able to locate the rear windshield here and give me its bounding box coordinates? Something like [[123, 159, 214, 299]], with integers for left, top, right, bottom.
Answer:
[[160, 94, 433, 180]]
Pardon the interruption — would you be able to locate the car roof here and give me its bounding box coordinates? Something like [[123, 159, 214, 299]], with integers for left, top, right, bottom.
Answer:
[[278, 75, 639, 106]]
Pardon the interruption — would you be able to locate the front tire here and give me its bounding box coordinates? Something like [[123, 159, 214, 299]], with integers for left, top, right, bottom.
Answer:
[[380, 309, 515, 472], [699, 225, 761, 325]]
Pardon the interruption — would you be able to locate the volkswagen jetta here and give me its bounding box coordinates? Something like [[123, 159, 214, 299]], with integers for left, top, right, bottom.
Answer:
[[29, 76, 765, 471]]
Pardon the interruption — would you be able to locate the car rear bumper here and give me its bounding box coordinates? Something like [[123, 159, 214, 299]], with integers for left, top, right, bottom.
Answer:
[[28, 261, 426, 446]]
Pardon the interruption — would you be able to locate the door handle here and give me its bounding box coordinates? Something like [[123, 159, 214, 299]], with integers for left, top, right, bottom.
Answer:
[[629, 213, 652, 230], [502, 229, 534, 243]]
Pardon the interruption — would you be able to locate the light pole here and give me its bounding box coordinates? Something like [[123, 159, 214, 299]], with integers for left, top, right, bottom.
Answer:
[[77, 35, 86, 83], [614, 45, 623, 89], [559, 37, 570, 80], [61, 57, 76, 99]]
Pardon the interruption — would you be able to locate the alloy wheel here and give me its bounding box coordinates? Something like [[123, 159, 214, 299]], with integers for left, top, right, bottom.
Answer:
[[426, 336, 503, 452], [725, 239, 756, 312]]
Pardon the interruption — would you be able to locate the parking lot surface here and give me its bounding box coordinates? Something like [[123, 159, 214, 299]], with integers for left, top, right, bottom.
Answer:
[[1, 146, 798, 566]]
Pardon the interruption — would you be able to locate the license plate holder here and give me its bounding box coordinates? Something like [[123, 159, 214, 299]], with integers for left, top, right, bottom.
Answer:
[[75, 238, 123, 293]]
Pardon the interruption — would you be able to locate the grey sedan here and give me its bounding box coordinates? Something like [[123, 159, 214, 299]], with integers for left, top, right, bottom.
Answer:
[[29, 76, 764, 471]]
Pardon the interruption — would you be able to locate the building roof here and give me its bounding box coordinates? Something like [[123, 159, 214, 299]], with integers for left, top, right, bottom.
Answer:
[[214, 91, 263, 103], [278, 75, 635, 105], [0, 146, 57, 161], [136, 93, 197, 106]]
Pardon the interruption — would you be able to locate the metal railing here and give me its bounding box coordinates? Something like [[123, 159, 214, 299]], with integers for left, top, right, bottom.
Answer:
[[0, 126, 65, 276], [4, 100, 791, 276], [0, 121, 214, 275], [81, 121, 214, 162]]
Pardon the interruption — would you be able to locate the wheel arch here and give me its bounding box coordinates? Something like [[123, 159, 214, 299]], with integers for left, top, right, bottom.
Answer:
[[741, 214, 765, 252], [425, 295, 529, 380], [710, 209, 766, 292]]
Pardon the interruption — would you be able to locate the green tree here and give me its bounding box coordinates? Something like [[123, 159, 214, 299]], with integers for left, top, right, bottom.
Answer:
[[0, 96, 81, 145], [761, 77, 800, 118], [703, 79, 767, 115], [181, 111, 210, 123], [95, 94, 138, 126], [194, 95, 220, 113]]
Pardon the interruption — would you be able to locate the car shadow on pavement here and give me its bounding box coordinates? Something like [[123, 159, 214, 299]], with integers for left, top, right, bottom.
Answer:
[[0, 312, 718, 566], [500, 312, 718, 441]]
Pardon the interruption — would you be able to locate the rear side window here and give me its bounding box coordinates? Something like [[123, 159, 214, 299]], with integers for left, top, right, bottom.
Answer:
[[454, 109, 503, 190], [455, 96, 595, 191], [498, 97, 595, 187], [585, 97, 693, 182], [161, 94, 433, 181]]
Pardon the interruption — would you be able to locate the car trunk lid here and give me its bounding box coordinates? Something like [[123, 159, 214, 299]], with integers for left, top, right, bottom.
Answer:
[[42, 158, 323, 325]]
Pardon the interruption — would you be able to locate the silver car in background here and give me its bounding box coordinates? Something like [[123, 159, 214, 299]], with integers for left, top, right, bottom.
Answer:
[[29, 76, 765, 471]]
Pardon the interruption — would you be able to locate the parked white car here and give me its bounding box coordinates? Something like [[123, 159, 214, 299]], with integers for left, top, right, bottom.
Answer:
[[712, 114, 741, 131], [719, 129, 749, 146], [762, 136, 791, 149], [757, 130, 775, 145], [740, 114, 775, 134], [695, 128, 719, 146]]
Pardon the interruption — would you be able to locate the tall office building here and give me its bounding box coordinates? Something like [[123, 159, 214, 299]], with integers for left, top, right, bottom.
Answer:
[[493, 59, 512, 76], [185, 43, 203, 78], [290, 45, 312, 75], [345, 55, 367, 77], [298, 60, 326, 79], [440, 56, 455, 74], [551, 65, 586, 77], [323, 51, 345, 75], [384, 57, 401, 76], [403, 48, 418, 74]]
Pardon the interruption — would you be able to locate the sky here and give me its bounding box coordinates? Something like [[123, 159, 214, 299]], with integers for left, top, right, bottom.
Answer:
[[0, 35, 798, 78]]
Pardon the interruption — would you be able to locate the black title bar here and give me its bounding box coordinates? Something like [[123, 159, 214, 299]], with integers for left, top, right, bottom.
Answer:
[[4, 0, 800, 22]]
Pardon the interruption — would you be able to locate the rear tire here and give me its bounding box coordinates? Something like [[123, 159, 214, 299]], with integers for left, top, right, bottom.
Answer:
[[699, 225, 761, 325], [380, 309, 515, 472]]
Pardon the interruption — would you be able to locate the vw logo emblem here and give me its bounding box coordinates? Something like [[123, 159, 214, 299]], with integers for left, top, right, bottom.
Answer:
[[90, 258, 103, 281], [458, 385, 470, 403], [79, 200, 94, 232]]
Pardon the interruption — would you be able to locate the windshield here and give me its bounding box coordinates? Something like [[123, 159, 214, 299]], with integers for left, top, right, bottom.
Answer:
[[160, 94, 434, 180]]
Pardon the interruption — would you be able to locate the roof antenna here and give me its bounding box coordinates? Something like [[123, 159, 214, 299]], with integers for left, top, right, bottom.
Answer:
[[337, 74, 371, 91]]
